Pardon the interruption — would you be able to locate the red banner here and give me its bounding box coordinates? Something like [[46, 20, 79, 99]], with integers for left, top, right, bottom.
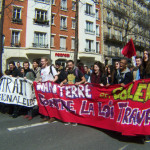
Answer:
[[33, 79, 150, 136]]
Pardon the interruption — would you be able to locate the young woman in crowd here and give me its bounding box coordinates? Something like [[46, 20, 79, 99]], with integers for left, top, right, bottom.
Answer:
[[84, 66, 90, 81], [90, 61, 106, 85]]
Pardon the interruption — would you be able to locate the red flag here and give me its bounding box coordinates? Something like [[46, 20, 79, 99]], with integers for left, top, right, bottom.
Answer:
[[122, 38, 136, 58]]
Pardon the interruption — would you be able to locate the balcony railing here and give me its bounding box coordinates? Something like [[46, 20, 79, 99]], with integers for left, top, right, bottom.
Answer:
[[107, 51, 112, 55], [32, 43, 48, 48], [60, 47, 66, 50], [85, 11, 95, 17], [85, 48, 95, 53], [60, 26, 67, 30], [85, 29, 95, 35], [106, 17, 112, 24], [35, 0, 50, 3], [11, 42, 21, 47], [12, 18, 22, 24], [33, 19, 49, 25], [61, 6, 68, 11]]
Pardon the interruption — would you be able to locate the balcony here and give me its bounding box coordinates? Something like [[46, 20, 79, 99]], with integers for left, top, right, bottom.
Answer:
[[60, 26, 68, 30], [106, 17, 112, 24], [112, 7, 126, 17], [133, 40, 145, 51], [85, 48, 95, 53], [32, 43, 48, 48], [60, 47, 66, 50], [12, 18, 22, 24], [11, 42, 21, 47], [85, 29, 95, 35], [34, 0, 50, 3], [33, 18, 49, 25], [85, 11, 95, 17], [104, 32, 124, 46], [60, 6, 68, 11], [107, 51, 112, 56]]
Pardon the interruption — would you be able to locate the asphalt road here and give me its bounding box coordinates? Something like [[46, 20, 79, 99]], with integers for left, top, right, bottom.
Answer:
[[0, 113, 150, 150]]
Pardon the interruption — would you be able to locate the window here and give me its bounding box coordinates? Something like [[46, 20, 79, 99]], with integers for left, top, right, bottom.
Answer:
[[71, 38, 75, 49], [119, 31, 122, 41], [60, 37, 66, 50], [34, 9, 49, 25], [72, 19, 75, 29], [11, 31, 20, 47], [35, 0, 50, 3], [86, 21, 94, 33], [108, 28, 111, 38], [85, 39, 94, 52], [108, 45, 112, 55], [51, 0, 55, 5], [96, 9, 99, 20], [33, 32, 48, 48], [72, 1, 76, 11], [12, 7, 22, 23], [61, 0, 67, 11], [51, 35, 54, 47], [96, 25, 99, 36], [96, 42, 99, 53], [60, 16, 67, 30], [51, 14, 55, 25], [85, 3, 94, 16]]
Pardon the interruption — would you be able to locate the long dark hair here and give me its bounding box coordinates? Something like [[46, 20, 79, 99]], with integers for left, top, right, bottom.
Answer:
[[94, 61, 105, 75]]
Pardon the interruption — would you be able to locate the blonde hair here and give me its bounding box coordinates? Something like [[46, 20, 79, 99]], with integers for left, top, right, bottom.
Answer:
[[41, 57, 51, 65]]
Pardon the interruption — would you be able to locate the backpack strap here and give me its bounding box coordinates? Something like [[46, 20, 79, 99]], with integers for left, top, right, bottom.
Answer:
[[49, 65, 54, 78]]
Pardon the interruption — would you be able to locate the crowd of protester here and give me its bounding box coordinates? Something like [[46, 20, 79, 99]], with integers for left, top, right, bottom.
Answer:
[[0, 50, 150, 126]]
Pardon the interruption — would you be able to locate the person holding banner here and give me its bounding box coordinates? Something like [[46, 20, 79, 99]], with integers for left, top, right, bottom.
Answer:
[[133, 56, 144, 81], [60, 60, 86, 86], [39, 57, 58, 122], [7, 61, 21, 118], [32, 59, 41, 81], [89, 61, 106, 86], [113, 59, 133, 86]]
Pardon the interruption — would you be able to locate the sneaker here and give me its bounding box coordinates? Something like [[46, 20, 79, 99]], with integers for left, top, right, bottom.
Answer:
[[28, 116, 33, 121], [24, 115, 29, 119], [72, 123, 78, 126], [64, 122, 70, 125], [48, 117, 56, 123], [40, 118, 49, 122]]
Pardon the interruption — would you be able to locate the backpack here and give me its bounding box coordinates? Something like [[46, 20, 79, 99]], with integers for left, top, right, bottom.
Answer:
[[49, 65, 54, 78]]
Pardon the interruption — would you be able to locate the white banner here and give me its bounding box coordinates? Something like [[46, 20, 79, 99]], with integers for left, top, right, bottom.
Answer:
[[0, 76, 37, 107]]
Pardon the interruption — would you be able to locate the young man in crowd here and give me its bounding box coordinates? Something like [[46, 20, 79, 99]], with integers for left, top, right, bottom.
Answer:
[[32, 59, 41, 81], [39, 57, 58, 122], [133, 56, 143, 81], [60, 60, 86, 86], [59, 60, 86, 126], [113, 58, 133, 86], [7, 61, 21, 117]]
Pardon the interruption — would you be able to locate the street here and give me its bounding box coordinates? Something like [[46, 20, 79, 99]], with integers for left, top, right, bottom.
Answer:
[[0, 113, 150, 150]]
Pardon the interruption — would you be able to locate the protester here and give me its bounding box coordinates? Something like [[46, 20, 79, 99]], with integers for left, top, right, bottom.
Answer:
[[60, 60, 86, 126], [23, 61, 36, 81], [105, 65, 114, 86], [89, 61, 106, 86], [77, 62, 85, 75], [90, 65, 94, 74], [7, 61, 20, 77], [143, 50, 150, 79], [39, 57, 58, 122], [23, 61, 36, 120], [17, 61, 21, 72], [84, 66, 90, 81], [6, 61, 21, 117], [32, 59, 41, 81], [112, 61, 120, 84], [133, 56, 144, 81], [60, 60, 86, 86], [55, 61, 67, 84], [113, 58, 133, 86]]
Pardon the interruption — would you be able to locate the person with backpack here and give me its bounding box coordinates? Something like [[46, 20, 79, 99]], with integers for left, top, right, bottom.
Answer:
[[39, 57, 58, 122], [60, 60, 86, 86]]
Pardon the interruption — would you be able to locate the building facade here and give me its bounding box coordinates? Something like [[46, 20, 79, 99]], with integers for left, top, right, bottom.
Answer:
[[102, 0, 150, 65], [50, 0, 102, 67], [2, 0, 51, 72]]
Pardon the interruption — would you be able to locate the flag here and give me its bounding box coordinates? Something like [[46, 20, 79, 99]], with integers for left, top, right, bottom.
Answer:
[[122, 38, 136, 58]]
